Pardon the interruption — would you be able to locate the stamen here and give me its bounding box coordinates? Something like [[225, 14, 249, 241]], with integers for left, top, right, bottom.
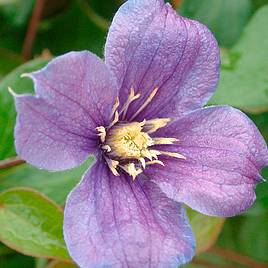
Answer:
[[105, 157, 119, 176], [102, 145, 111, 152], [157, 151, 186, 160], [152, 137, 178, 145], [110, 97, 120, 120], [129, 87, 158, 121], [96, 126, 106, 142], [139, 149, 160, 161], [139, 158, 146, 169], [97, 88, 186, 180], [148, 149, 161, 160], [20, 73, 31, 78], [120, 87, 141, 120], [120, 163, 143, 180], [145, 160, 164, 166], [108, 110, 119, 128], [143, 118, 171, 134], [8, 87, 19, 97]]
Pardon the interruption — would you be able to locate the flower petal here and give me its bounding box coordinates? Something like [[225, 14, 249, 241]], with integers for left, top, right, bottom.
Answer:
[[145, 106, 268, 217], [105, 0, 220, 120], [64, 160, 195, 268], [29, 51, 118, 127], [14, 51, 118, 171]]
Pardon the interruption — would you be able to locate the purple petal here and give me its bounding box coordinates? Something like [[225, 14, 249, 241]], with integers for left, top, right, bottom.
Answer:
[[14, 51, 118, 171], [145, 106, 268, 217], [64, 160, 195, 268], [29, 51, 118, 127], [105, 0, 220, 121]]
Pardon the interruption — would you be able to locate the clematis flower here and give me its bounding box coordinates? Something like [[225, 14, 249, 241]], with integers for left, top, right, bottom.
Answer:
[[12, 0, 268, 267]]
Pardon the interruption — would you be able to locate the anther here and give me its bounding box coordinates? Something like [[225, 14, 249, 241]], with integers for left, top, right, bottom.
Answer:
[[152, 137, 178, 145], [105, 157, 119, 176], [110, 97, 120, 120], [129, 87, 158, 121], [143, 118, 171, 134], [157, 151, 186, 159], [102, 145, 111, 152], [96, 126, 106, 142], [145, 160, 164, 166], [120, 163, 143, 180], [108, 110, 119, 128], [120, 87, 141, 120], [139, 158, 146, 169]]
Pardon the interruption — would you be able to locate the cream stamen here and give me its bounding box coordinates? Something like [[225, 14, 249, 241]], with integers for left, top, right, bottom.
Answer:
[[96, 126, 106, 143], [120, 87, 141, 120], [129, 87, 158, 121], [152, 137, 178, 145], [110, 97, 120, 120], [97, 86, 185, 179], [108, 110, 119, 128]]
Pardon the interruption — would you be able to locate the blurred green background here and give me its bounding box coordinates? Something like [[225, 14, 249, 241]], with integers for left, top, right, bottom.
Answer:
[[0, 0, 268, 267]]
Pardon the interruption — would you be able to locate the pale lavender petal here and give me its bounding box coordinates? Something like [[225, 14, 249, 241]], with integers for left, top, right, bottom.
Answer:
[[105, 0, 220, 120], [146, 106, 268, 217], [64, 160, 195, 268], [29, 51, 118, 127], [14, 51, 118, 171]]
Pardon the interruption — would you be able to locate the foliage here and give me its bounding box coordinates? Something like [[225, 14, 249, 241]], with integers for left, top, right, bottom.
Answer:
[[180, 0, 252, 48], [210, 5, 268, 113], [0, 0, 267, 267], [0, 188, 70, 261], [0, 59, 48, 160], [0, 159, 92, 205]]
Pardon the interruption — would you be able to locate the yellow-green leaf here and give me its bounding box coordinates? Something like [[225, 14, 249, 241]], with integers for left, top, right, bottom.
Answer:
[[187, 208, 225, 254], [0, 188, 70, 261]]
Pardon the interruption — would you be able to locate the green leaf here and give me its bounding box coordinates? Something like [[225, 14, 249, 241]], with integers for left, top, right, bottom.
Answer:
[[246, 168, 268, 216], [0, 242, 14, 256], [0, 58, 49, 160], [252, 0, 268, 10], [0, 158, 93, 205], [0, 252, 35, 268], [85, 0, 120, 21], [243, 112, 268, 215], [0, 48, 22, 79], [187, 207, 225, 254], [0, 188, 70, 261], [238, 214, 268, 262], [0, 24, 24, 54], [0, 0, 18, 4], [218, 213, 268, 263], [0, 1, 106, 57], [249, 111, 268, 141], [210, 5, 268, 113], [34, 2, 106, 57], [179, 0, 252, 48], [0, 0, 34, 27]]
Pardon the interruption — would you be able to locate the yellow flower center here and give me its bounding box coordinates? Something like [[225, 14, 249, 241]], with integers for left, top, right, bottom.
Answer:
[[96, 87, 186, 180], [106, 122, 153, 160]]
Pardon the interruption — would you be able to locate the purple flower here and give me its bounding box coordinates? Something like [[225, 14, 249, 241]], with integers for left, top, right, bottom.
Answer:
[[12, 0, 268, 267]]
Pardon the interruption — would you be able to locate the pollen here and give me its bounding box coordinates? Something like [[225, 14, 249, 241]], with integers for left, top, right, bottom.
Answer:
[[96, 87, 186, 180], [105, 121, 153, 160]]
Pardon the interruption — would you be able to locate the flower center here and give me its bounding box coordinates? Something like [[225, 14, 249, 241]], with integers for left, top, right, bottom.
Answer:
[[96, 87, 186, 179], [106, 122, 153, 160]]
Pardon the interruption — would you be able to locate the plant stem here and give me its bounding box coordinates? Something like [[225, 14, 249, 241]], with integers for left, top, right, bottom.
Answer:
[[22, 0, 45, 61], [192, 258, 225, 268], [209, 246, 268, 268], [0, 156, 25, 170], [172, 0, 184, 9]]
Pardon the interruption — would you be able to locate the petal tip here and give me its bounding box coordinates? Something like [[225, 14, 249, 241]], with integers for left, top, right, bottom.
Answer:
[[20, 72, 32, 79], [8, 86, 18, 97]]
